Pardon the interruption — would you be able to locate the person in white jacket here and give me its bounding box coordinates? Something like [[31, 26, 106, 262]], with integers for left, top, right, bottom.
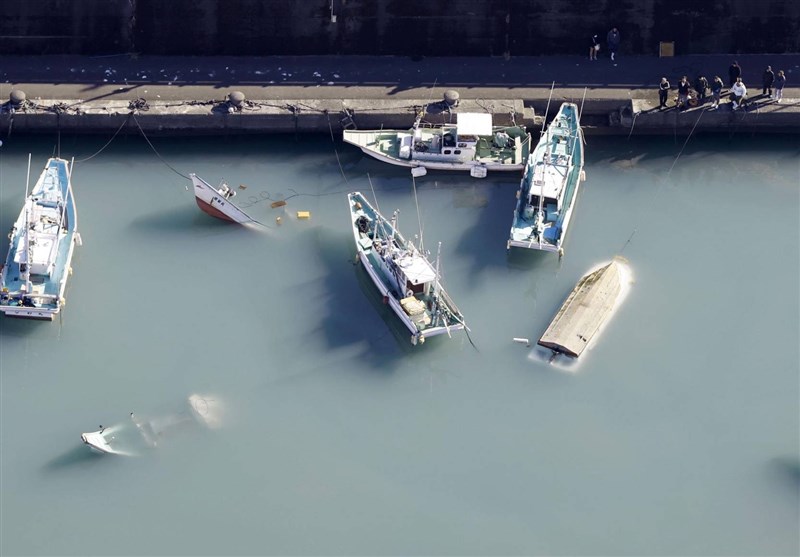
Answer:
[[730, 77, 747, 109]]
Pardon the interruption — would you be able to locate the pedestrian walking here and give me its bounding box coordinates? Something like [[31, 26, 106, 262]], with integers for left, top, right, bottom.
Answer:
[[677, 76, 690, 109], [658, 77, 670, 109], [606, 27, 621, 61], [589, 34, 600, 60], [730, 77, 747, 109], [694, 75, 708, 103], [762, 66, 775, 96], [773, 70, 786, 102], [710, 76, 723, 109], [728, 61, 741, 88]]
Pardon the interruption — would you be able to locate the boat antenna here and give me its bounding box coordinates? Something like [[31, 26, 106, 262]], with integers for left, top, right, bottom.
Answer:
[[418, 78, 438, 127], [578, 87, 588, 120], [24, 153, 31, 198], [412, 175, 424, 253], [367, 173, 392, 242], [540, 81, 555, 136]]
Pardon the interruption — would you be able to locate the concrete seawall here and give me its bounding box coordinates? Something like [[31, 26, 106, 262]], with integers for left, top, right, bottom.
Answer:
[[3, 95, 798, 137]]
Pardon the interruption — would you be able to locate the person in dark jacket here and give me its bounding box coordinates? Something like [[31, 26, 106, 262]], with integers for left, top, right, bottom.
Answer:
[[710, 76, 724, 109], [589, 34, 600, 60], [606, 27, 621, 61], [762, 66, 775, 96], [694, 75, 708, 103], [677, 76, 691, 109], [658, 77, 670, 109], [728, 61, 742, 88]]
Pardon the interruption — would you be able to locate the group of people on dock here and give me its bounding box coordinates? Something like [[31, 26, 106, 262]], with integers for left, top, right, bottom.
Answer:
[[658, 61, 787, 111]]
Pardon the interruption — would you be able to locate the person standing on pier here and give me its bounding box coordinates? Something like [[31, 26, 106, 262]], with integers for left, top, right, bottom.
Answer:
[[762, 66, 775, 96], [773, 70, 786, 103], [694, 75, 708, 103], [677, 76, 691, 109], [710, 76, 724, 109], [607, 27, 620, 61], [728, 61, 742, 88], [658, 77, 671, 109]]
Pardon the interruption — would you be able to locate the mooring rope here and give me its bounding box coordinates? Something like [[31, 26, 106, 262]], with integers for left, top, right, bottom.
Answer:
[[131, 113, 189, 180]]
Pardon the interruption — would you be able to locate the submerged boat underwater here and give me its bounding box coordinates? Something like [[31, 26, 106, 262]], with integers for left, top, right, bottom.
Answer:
[[343, 113, 531, 177], [0, 157, 80, 320], [190, 173, 255, 223], [81, 394, 223, 456], [507, 103, 585, 255], [347, 191, 467, 345]]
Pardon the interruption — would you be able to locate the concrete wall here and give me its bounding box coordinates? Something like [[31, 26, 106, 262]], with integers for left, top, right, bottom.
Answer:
[[2, 0, 798, 56]]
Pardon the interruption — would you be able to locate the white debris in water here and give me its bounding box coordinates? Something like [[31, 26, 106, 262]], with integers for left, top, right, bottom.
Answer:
[[333, 73, 340, 78], [313, 71, 321, 77]]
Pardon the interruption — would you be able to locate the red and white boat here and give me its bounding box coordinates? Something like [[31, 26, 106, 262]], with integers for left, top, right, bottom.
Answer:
[[190, 173, 254, 224]]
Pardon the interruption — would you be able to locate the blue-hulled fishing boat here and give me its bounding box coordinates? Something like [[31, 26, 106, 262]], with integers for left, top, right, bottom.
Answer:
[[0, 157, 80, 320], [507, 103, 585, 255], [347, 191, 466, 345]]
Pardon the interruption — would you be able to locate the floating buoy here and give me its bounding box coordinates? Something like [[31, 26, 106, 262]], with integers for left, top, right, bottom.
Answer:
[[297, 211, 311, 219], [275, 216, 282, 225]]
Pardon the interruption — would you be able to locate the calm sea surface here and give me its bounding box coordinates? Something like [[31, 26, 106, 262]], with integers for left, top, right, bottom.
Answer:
[[1, 131, 798, 556]]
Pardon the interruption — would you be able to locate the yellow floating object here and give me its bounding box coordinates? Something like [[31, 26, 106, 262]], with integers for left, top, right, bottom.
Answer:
[[297, 211, 311, 219]]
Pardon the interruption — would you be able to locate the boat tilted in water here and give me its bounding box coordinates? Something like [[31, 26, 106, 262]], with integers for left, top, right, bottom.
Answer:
[[0, 157, 80, 320], [190, 173, 255, 223], [507, 103, 585, 255], [343, 113, 531, 177], [347, 191, 467, 345]]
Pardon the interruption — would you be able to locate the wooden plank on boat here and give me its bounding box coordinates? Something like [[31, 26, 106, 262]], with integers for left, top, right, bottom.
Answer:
[[538, 258, 624, 358]]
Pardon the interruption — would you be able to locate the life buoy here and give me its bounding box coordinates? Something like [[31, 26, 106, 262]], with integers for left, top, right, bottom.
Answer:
[[405, 289, 414, 298]]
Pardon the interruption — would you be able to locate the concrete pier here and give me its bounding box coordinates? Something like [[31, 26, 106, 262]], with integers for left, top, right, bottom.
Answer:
[[1, 53, 798, 136]]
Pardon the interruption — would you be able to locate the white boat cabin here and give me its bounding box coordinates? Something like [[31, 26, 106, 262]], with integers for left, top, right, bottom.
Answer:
[[399, 113, 507, 163], [523, 136, 573, 222], [13, 198, 64, 277]]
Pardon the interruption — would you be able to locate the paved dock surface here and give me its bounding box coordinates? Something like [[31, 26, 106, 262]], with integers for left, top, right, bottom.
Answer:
[[2, 53, 798, 134]]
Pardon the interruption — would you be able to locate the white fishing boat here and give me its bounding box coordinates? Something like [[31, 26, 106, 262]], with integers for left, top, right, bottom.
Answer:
[[347, 191, 466, 345], [81, 394, 223, 456], [0, 157, 80, 320], [190, 173, 254, 223], [507, 102, 585, 255], [343, 113, 531, 177]]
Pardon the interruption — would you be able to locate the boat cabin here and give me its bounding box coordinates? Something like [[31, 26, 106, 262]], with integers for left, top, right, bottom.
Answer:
[[388, 249, 437, 299], [400, 113, 496, 163]]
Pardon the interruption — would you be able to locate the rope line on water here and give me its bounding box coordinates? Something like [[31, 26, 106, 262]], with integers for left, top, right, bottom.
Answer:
[[74, 115, 131, 163], [131, 113, 189, 180]]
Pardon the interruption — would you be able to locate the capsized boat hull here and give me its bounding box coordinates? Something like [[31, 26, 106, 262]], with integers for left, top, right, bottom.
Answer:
[[347, 192, 466, 345], [508, 103, 585, 254], [190, 173, 254, 224], [0, 158, 78, 320]]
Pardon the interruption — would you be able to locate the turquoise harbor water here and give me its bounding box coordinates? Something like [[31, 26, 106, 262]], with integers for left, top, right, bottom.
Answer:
[[1, 132, 798, 556]]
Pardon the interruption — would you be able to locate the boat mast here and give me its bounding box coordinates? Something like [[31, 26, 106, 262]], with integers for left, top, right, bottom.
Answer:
[[21, 154, 32, 290]]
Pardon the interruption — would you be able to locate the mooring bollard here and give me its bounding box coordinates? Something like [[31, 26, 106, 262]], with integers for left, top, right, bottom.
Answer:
[[9, 89, 26, 108]]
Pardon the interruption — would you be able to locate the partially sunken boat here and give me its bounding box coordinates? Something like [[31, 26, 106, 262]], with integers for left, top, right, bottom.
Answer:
[[81, 394, 223, 456], [508, 102, 584, 255], [190, 173, 254, 223], [343, 113, 531, 177], [347, 191, 466, 345], [538, 257, 626, 358], [0, 157, 80, 320]]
